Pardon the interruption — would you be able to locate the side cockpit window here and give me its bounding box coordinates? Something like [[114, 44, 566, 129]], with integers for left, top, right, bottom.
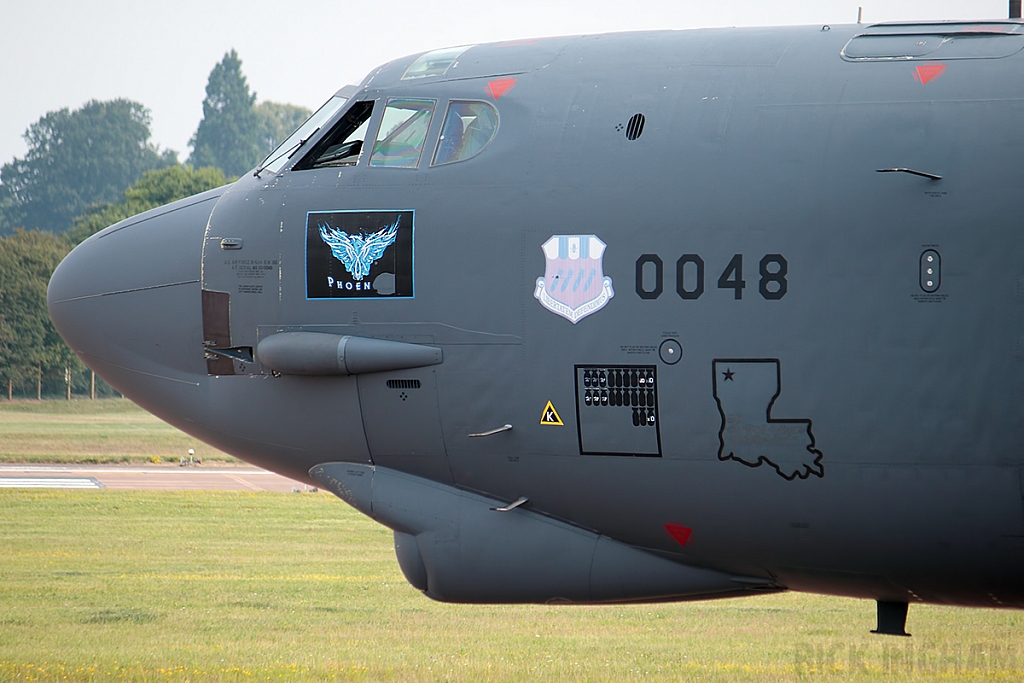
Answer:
[[369, 99, 436, 168], [295, 100, 374, 170], [432, 101, 498, 166]]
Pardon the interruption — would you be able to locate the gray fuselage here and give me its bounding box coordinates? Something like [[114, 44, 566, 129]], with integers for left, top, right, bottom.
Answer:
[[49, 22, 1024, 610]]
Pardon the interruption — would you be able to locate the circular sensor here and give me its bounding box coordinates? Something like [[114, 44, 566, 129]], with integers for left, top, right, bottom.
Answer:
[[659, 339, 682, 365]]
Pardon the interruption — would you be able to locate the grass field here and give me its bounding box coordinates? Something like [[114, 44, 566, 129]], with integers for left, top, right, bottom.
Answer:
[[0, 399, 237, 464], [1, 489, 1022, 683], [1, 401, 1022, 681]]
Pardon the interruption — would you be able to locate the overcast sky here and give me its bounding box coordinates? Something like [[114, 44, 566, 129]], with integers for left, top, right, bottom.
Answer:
[[0, 0, 1010, 166]]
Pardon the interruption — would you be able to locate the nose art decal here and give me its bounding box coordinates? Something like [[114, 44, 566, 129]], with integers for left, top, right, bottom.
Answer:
[[306, 210, 414, 299], [534, 235, 614, 323]]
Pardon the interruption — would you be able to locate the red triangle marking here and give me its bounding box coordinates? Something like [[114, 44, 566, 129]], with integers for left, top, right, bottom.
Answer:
[[487, 78, 517, 100], [913, 63, 946, 85], [664, 523, 692, 547]]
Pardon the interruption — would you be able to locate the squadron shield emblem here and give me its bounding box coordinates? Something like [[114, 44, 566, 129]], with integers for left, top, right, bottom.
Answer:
[[534, 235, 614, 323]]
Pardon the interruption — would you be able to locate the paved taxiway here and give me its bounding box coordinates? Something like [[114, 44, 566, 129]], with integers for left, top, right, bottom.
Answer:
[[0, 465, 307, 492]]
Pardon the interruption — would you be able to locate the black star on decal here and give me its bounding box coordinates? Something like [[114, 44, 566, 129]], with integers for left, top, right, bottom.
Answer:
[[723, 369, 735, 381]]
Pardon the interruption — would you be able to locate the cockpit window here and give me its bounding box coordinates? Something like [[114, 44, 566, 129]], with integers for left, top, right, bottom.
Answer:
[[402, 46, 472, 80], [369, 99, 436, 169], [431, 101, 498, 166], [296, 100, 375, 170], [256, 95, 348, 175]]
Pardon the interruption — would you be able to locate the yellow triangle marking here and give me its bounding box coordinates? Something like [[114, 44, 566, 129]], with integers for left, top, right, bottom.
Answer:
[[540, 401, 563, 426]]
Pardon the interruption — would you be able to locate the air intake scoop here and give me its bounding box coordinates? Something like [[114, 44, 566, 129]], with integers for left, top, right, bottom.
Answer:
[[257, 332, 442, 376]]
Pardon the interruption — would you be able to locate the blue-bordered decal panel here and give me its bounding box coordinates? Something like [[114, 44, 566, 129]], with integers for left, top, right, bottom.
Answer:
[[305, 210, 414, 299]]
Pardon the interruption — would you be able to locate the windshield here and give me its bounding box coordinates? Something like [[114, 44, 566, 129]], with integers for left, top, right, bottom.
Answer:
[[256, 95, 348, 175]]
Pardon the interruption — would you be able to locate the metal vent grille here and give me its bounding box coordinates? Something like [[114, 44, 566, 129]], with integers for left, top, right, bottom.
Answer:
[[386, 379, 421, 389], [626, 113, 646, 140]]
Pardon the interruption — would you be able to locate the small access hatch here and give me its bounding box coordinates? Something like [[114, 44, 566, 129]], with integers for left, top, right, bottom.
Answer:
[[358, 368, 451, 483], [842, 22, 1024, 61], [202, 290, 234, 375]]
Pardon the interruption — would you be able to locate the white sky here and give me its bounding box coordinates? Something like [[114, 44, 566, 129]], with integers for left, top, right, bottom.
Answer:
[[0, 0, 1010, 165]]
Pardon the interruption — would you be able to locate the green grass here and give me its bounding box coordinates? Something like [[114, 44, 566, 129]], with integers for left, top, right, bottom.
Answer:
[[0, 489, 1021, 682], [0, 399, 238, 464]]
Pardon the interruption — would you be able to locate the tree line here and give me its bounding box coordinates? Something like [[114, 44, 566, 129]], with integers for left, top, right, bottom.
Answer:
[[0, 50, 310, 399]]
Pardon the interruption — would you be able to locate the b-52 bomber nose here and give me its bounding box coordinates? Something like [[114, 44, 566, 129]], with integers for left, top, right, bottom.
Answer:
[[43, 24, 1024, 615], [48, 190, 220, 389], [47, 183, 379, 482]]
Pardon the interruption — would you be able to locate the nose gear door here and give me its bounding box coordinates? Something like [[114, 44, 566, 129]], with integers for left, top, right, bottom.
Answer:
[[358, 365, 452, 483]]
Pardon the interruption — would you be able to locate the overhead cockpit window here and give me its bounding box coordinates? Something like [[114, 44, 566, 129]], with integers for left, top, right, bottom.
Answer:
[[369, 99, 436, 169], [296, 101, 375, 170], [256, 94, 348, 175], [431, 101, 498, 166], [402, 46, 472, 80]]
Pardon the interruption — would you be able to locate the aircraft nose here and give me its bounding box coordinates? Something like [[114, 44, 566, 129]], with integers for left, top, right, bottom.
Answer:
[[48, 192, 223, 389]]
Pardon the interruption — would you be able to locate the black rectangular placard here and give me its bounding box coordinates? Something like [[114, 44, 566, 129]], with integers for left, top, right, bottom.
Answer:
[[306, 210, 414, 299]]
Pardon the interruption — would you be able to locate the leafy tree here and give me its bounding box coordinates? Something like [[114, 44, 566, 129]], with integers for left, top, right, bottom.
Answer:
[[67, 165, 227, 244], [0, 99, 175, 234], [189, 50, 262, 177], [0, 229, 78, 397], [255, 102, 312, 156], [0, 165, 227, 398], [0, 307, 12, 387]]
